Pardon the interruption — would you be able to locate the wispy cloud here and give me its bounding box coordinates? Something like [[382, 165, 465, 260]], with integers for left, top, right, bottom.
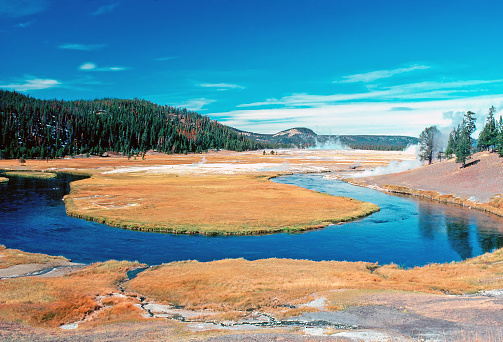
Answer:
[[198, 83, 245, 90], [92, 3, 118, 15], [0, 0, 48, 17], [16, 20, 35, 28], [0, 77, 60, 91], [59, 43, 107, 51], [334, 64, 431, 83], [78, 62, 127, 72], [155, 57, 176, 62], [178, 98, 216, 111], [238, 79, 503, 108]]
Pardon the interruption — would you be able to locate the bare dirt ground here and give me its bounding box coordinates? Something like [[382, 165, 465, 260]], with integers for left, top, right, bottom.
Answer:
[[357, 151, 503, 202]]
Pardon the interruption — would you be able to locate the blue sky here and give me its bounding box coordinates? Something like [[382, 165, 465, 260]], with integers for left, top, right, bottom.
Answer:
[[1, 0, 503, 136]]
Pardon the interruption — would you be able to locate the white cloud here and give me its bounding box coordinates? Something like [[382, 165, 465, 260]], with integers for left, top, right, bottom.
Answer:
[[335, 64, 431, 83], [238, 79, 503, 108], [0, 78, 60, 91], [0, 0, 48, 17], [213, 95, 503, 136], [198, 83, 245, 90], [92, 3, 118, 15], [59, 43, 107, 51], [78, 62, 126, 72], [178, 98, 216, 111], [79, 62, 96, 70]]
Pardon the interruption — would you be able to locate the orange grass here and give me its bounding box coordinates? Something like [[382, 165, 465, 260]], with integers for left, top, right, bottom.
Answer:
[[0, 177, 8, 183], [126, 249, 503, 315], [64, 173, 378, 235], [0, 245, 68, 269], [0, 259, 143, 327]]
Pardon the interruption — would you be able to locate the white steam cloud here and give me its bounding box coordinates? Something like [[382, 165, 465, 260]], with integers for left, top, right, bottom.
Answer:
[[352, 144, 422, 178], [309, 138, 350, 150], [353, 159, 423, 178]]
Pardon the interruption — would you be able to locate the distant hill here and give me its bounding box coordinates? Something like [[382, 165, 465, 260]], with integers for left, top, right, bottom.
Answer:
[[234, 127, 418, 151]]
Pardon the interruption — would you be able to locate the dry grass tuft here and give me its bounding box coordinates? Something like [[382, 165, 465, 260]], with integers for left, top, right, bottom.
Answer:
[[0, 245, 68, 269], [0, 256, 143, 327], [32, 294, 99, 327], [0, 177, 8, 183]]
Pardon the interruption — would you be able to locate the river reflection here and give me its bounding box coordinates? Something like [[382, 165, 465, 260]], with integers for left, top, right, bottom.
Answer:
[[1, 173, 503, 267]]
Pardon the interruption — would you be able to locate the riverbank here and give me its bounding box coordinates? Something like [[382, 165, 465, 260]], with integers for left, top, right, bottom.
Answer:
[[3, 244, 503, 341], [348, 151, 503, 218], [3, 171, 57, 179]]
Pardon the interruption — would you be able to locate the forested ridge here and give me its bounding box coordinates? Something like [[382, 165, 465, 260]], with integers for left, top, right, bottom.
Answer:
[[0, 90, 270, 159]]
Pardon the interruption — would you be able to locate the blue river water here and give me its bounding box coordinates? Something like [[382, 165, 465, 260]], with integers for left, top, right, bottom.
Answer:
[[1, 173, 502, 267]]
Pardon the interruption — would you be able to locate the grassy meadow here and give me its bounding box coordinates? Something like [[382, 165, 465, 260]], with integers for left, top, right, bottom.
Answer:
[[64, 173, 378, 235], [125, 248, 503, 318]]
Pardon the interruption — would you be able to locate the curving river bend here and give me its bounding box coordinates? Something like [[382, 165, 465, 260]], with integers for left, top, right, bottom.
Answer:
[[1, 173, 503, 268]]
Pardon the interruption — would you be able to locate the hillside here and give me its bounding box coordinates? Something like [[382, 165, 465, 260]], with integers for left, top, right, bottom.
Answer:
[[357, 151, 503, 203], [0, 90, 272, 159], [234, 127, 418, 150]]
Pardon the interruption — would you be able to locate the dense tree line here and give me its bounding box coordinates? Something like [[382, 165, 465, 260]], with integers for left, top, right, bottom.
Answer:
[[0, 90, 272, 159]]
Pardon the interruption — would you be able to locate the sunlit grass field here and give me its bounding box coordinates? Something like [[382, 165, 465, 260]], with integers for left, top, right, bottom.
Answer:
[[64, 173, 378, 235]]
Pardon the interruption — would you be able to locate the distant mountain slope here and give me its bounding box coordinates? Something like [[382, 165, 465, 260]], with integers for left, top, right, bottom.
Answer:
[[234, 127, 418, 150], [0, 90, 272, 159]]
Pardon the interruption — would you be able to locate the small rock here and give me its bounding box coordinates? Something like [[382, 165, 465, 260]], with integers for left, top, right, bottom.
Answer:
[[60, 323, 79, 330]]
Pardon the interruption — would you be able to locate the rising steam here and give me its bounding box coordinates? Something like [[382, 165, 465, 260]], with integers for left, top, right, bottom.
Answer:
[[309, 137, 350, 150], [352, 144, 423, 178]]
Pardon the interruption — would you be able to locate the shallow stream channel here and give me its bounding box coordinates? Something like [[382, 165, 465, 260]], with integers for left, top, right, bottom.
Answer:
[[1, 173, 503, 268]]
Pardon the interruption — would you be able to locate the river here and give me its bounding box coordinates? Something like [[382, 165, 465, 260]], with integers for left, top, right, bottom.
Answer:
[[1, 173, 502, 267]]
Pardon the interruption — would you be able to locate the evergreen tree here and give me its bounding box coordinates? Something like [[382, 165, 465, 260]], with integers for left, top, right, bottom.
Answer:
[[477, 106, 498, 151], [418, 125, 440, 165], [456, 127, 472, 167], [464, 111, 477, 137], [445, 126, 459, 159]]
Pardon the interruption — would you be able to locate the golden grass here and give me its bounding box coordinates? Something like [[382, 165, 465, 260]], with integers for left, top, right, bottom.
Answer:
[[0, 177, 8, 183], [126, 249, 503, 317], [64, 173, 378, 235], [3, 171, 57, 179], [0, 257, 143, 327], [0, 245, 68, 270]]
